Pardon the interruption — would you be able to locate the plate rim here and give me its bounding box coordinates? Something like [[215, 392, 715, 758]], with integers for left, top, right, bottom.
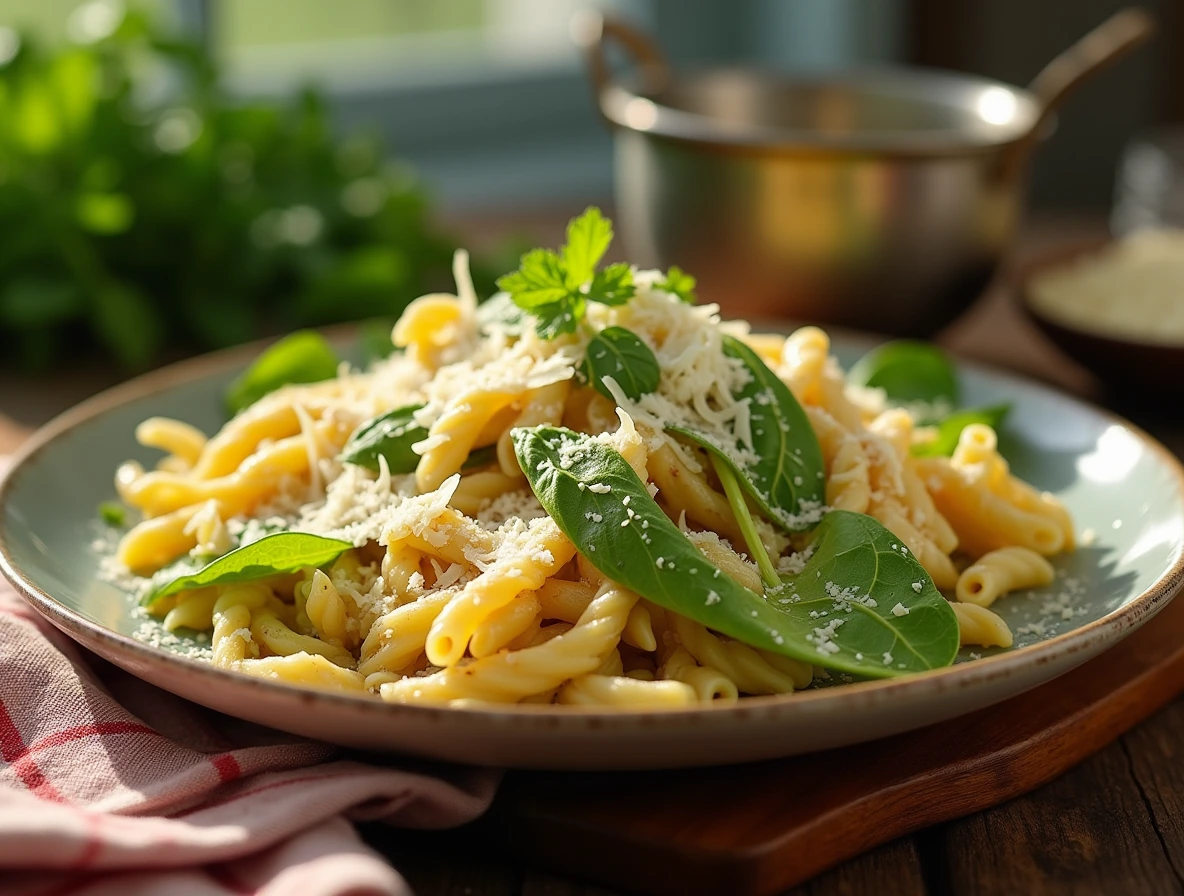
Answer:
[[3, 331, 1184, 728]]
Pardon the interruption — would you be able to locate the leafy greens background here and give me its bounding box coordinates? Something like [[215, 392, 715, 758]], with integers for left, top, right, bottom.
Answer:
[[0, 6, 506, 371]]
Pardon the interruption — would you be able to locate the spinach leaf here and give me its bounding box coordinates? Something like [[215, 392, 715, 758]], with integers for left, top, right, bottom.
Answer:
[[655, 266, 696, 304], [341, 406, 498, 474], [848, 341, 959, 411], [668, 335, 825, 532], [768, 512, 960, 675], [912, 404, 1011, 458], [145, 532, 352, 605], [225, 331, 340, 415], [462, 444, 499, 471], [582, 326, 660, 401], [339, 404, 427, 473], [513, 425, 958, 677]]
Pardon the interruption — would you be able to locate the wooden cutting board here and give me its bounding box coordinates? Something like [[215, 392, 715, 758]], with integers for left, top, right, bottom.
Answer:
[[490, 594, 1184, 896]]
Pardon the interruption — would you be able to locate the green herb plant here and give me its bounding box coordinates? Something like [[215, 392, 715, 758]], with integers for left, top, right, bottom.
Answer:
[[0, 6, 485, 372]]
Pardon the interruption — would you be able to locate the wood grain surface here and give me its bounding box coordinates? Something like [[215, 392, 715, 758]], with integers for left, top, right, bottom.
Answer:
[[483, 593, 1184, 896]]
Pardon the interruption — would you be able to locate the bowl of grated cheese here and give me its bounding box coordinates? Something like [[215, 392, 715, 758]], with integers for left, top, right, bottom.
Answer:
[[1022, 230, 1184, 393]]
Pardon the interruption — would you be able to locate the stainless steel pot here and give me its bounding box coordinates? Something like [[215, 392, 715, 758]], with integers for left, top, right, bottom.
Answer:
[[579, 9, 1153, 334]]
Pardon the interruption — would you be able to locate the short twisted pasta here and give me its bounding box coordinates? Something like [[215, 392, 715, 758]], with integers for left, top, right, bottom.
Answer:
[[557, 674, 697, 707], [951, 602, 1013, 648], [380, 584, 640, 705], [661, 646, 738, 703], [416, 390, 524, 493], [672, 615, 813, 694], [956, 546, 1055, 607]]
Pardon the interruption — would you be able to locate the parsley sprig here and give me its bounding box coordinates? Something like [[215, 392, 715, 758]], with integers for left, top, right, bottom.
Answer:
[[496, 207, 701, 338], [656, 265, 696, 304], [496, 207, 635, 339]]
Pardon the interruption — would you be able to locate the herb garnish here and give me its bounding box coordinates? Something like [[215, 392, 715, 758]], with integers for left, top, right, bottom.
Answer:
[[225, 330, 340, 415], [912, 404, 1011, 458], [655, 265, 696, 304], [99, 501, 127, 527], [144, 532, 352, 605], [848, 340, 959, 412], [339, 403, 427, 473], [850, 342, 1011, 456], [496, 207, 634, 339]]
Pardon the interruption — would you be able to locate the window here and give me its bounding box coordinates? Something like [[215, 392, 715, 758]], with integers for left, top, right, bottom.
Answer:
[[0, 0, 905, 209], [217, 0, 596, 92]]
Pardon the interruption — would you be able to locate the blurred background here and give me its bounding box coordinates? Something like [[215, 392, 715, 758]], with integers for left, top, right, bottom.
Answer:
[[0, 0, 1179, 427]]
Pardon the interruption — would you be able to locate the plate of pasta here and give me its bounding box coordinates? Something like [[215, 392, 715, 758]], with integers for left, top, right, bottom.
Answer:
[[2, 208, 1183, 770]]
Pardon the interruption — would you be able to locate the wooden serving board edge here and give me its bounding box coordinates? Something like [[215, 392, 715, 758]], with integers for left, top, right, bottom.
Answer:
[[491, 593, 1184, 896]]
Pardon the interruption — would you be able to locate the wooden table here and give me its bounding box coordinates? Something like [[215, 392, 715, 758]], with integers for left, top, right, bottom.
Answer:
[[4, 213, 1183, 895]]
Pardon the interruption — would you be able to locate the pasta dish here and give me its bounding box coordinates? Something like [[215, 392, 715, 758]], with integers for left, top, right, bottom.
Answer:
[[105, 210, 1073, 708]]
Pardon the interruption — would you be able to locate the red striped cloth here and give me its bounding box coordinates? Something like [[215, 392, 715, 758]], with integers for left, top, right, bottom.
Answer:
[[0, 580, 500, 895]]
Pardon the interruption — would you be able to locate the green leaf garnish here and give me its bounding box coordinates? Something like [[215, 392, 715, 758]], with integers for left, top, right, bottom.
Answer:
[[912, 404, 1011, 458], [848, 341, 959, 413], [461, 444, 499, 471], [656, 265, 696, 304], [586, 262, 635, 307], [225, 330, 340, 415], [144, 532, 352, 605], [339, 404, 427, 473], [767, 512, 960, 676], [513, 425, 958, 677], [561, 206, 613, 285], [99, 501, 126, 527], [668, 335, 825, 532], [582, 326, 660, 402], [496, 207, 634, 339], [497, 249, 570, 310]]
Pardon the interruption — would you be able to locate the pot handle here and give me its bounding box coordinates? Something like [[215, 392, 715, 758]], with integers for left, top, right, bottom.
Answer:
[[1001, 7, 1155, 177], [573, 11, 671, 123]]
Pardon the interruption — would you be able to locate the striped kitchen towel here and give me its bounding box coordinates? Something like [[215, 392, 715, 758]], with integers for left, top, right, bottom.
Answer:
[[0, 578, 499, 896]]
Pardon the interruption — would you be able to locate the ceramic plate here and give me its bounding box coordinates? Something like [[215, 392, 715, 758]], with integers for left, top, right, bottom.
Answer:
[[2, 337, 1183, 770]]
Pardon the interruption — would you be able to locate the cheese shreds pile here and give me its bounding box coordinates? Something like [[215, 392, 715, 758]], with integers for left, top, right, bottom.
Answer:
[[1028, 228, 1184, 344]]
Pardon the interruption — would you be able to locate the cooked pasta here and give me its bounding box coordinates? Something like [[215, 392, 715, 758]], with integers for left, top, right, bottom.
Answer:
[[956, 546, 1055, 608], [106, 213, 1075, 707]]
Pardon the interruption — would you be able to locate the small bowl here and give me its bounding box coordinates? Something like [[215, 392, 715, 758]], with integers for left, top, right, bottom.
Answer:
[[1018, 239, 1184, 395]]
